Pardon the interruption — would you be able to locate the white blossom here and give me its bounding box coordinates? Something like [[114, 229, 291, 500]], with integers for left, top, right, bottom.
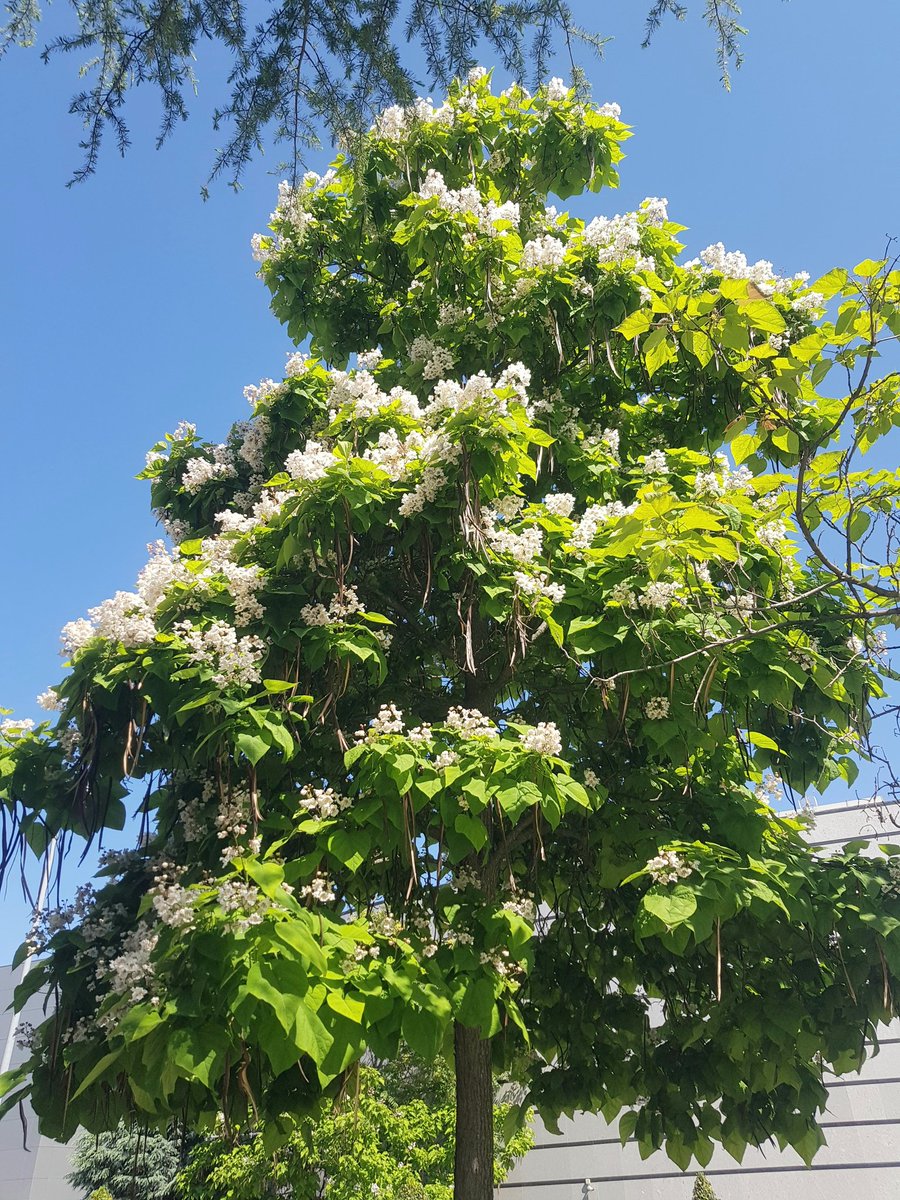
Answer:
[[545, 76, 569, 102], [298, 784, 351, 820], [445, 707, 498, 738], [607, 581, 637, 607], [757, 520, 788, 547], [542, 492, 576, 518], [301, 587, 362, 627], [36, 688, 62, 711], [182, 454, 236, 493], [514, 571, 566, 605], [521, 234, 566, 271], [175, 620, 266, 688], [645, 696, 670, 720], [409, 334, 456, 379], [643, 449, 668, 475], [640, 581, 681, 609], [520, 721, 563, 756], [360, 703, 405, 740], [646, 850, 694, 885], [0, 718, 34, 737], [285, 440, 337, 482]]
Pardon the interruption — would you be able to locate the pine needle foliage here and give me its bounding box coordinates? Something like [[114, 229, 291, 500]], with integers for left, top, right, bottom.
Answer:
[[69, 1124, 184, 1200], [0, 0, 748, 186]]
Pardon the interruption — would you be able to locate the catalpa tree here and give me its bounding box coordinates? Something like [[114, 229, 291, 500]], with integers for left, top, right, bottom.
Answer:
[[4, 70, 900, 1200]]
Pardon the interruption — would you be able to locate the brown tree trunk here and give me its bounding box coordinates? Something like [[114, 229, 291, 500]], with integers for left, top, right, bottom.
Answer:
[[454, 1020, 495, 1200]]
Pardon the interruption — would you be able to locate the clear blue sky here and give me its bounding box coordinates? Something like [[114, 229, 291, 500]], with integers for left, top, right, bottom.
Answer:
[[0, 0, 898, 958]]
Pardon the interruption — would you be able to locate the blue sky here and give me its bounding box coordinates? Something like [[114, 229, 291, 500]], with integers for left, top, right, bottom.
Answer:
[[0, 0, 898, 958]]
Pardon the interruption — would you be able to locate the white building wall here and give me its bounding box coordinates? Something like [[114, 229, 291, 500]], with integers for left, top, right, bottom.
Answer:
[[501, 799, 900, 1199]]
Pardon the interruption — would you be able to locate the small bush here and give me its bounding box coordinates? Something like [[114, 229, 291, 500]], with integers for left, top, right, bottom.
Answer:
[[692, 1173, 720, 1200]]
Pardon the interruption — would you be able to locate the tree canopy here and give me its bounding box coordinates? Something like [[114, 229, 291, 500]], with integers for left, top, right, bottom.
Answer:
[[3, 70, 900, 1200], [0, 0, 749, 186]]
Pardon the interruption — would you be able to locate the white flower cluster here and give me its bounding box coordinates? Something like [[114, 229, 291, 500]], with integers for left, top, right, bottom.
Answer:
[[217, 879, 272, 933], [36, 688, 62, 711], [757, 519, 788, 547], [243, 376, 282, 408], [182, 447, 236, 493], [582, 212, 640, 263], [215, 788, 250, 844], [399, 466, 448, 517], [755, 773, 783, 805], [514, 570, 566, 605], [502, 896, 537, 920], [424, 363, 531, 421], [607, 581, 637, 607], [646, 850, 694, 885], [694, 459, 754, 498], [150, 862, 195, 930], [107, 922, 159, 1003], [521, 234, 566, 271], [373, 97, 454, 141], [216, 489, 288, 535], [520, 721, 563, 755], [359, 702, 405, 740], [584, 768, 600, 789], [299, 874, 335, 904], [570, 501, 637, 551], [723, 592, 756, 616], [640, 581, 681, 609], [357, 348, 381, 370], [364, 427, 456, 485], [285, 440, 338, 482], [417, 169, 520, 237], [300, 586, 362, 627], [0, 717, 34, 738], [234, 414, 270, 473], [542, 492, 576, 518], [61, 591, 157, 656], [643, 450, 668, 475], [298, 784, 351, 820], [645, 696, 670, 720], [330, 369, 422, 420], [446, 706, 498, 738], [484, 514, 543, 563], [409, 334, 457, 380], [689, 242, 815, 302], [175, 620, 266, 688]]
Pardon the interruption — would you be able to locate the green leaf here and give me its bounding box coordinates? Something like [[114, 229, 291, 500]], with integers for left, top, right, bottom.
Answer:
[[642, 326, 676, 378], [401, 1006, 444, 1059], [731, 431, 763, 464], [456, 976, 496, 1034], [747, 731, 781, 752], [680, 329, 714, 366], [455, 812, 488, 851], [642, 884, 697, 929], [263, 679, 295, 693], [327, 827, 370, 872], [616, 310, 653, 338], [740, 300, 787, 333], [72, 1050, 122, 1100], [235, 732, 269, 765]]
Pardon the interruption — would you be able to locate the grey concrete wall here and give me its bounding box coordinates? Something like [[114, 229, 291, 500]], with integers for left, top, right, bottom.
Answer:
[[501, 799, 900, 1199]]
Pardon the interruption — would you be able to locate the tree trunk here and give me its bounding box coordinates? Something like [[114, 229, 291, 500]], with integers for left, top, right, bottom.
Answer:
[[454, 1020, 495, 1200]]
